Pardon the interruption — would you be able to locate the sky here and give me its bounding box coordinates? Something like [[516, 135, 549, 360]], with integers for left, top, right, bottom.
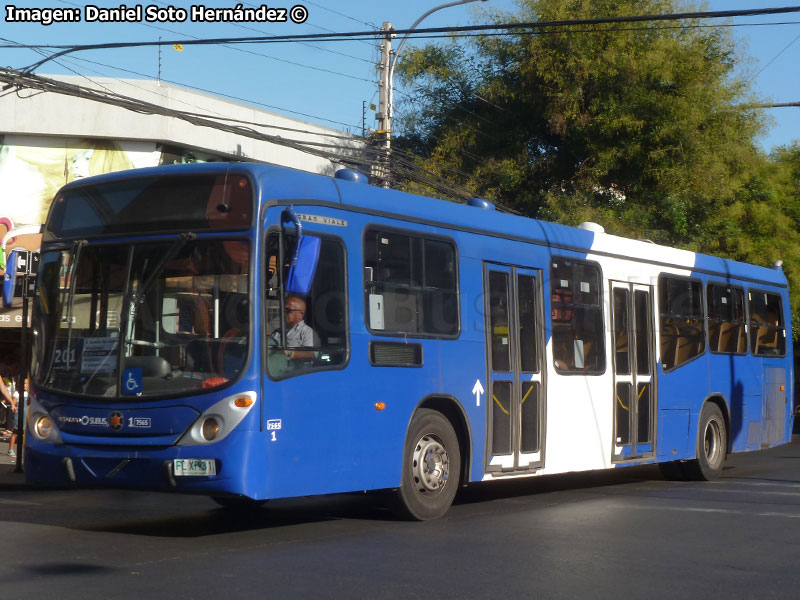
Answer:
[[1, 0, 799, 151]]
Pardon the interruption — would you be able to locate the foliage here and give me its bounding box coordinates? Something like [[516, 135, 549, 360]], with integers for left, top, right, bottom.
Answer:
[[395, 0, 800, 336]]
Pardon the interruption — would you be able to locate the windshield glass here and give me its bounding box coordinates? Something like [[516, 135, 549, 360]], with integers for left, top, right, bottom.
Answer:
[[32, 239, 250, 398], [45, 173, 253, 239]]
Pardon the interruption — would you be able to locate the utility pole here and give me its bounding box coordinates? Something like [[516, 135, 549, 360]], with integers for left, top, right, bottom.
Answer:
[[374, 21, 394, 187], [374, 2, 486, 187]]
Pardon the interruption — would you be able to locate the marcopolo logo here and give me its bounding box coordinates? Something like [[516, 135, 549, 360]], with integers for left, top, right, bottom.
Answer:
[[109, 412, 124, 431]]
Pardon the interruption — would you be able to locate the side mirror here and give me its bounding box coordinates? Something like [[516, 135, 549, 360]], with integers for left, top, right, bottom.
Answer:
[[286, 235, 320, 295]]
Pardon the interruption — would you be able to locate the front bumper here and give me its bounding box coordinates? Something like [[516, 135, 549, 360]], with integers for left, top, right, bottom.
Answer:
[[24, 429, 265, 498]]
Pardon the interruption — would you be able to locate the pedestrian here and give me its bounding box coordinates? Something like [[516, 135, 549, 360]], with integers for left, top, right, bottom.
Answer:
[[0, 375, 14, 453], [7, 378, 24, 458]]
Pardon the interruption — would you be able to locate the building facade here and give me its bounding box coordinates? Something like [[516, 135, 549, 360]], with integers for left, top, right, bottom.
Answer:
[[0, 74, 366, 339]]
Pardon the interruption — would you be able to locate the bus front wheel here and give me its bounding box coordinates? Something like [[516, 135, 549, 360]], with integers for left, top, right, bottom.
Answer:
[[394, 408, 461, 521], [685, 402, 727, 481]]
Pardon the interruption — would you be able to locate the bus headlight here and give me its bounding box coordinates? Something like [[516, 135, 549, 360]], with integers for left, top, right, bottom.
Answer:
[[177, 391, 256, 446], [202, 417, 220, 441], [27, 395, 63, 444], [35, 416, 55, 438]]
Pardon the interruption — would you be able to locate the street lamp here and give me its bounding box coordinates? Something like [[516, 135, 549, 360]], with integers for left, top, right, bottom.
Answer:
[[385, 0, 488, 145], [373, 0, 486, 187]]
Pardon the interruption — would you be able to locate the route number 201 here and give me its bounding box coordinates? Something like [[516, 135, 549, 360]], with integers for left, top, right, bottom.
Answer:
[[54, 348, 77, 366]]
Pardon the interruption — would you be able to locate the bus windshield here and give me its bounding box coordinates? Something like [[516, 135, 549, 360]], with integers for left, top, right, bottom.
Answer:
[[32, 238, 250, 398]]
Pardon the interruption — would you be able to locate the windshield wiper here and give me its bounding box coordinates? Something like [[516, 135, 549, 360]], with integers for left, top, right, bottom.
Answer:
[[45, 239, 86, 381], [116, 232, 196, 391], [62, 239, 87, 328], [131, 232, 196, 306]]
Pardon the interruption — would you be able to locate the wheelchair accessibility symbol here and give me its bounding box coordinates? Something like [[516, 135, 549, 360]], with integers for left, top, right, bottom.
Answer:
[[122, 368, 143, 395]]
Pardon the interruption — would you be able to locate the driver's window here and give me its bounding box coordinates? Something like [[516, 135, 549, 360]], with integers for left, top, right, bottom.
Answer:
[[266, 233, 348, 378]]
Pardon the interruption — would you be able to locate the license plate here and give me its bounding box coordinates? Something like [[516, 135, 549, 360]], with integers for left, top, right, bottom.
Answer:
[[173, 458, 216, 477]]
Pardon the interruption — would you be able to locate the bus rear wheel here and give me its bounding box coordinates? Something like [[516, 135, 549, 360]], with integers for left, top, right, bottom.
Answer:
[[684, 403, 727, 481], [394, 408, 461, 521]]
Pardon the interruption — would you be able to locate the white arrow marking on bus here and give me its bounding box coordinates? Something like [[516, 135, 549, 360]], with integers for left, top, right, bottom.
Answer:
[[472, 379, 484, 407]]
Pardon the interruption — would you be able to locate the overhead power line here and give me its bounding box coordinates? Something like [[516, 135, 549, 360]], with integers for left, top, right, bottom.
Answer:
[[0, 68, 365, 158], [11, 6, 800, 73], [0, 68, 481, 203], [0, 36, 366, 130]]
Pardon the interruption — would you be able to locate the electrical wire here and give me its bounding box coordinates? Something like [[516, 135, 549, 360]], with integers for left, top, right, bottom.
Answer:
[[757, 31, 800, 75], [236, 1, 376, 63], [301, 0, 377, 29], [51, 0, 375, 84], [0, 68, 484, 203], [13, 4, 800, 75], [1, 34, 366, 132]]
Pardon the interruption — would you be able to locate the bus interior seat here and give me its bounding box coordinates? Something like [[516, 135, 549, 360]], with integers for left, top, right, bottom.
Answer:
[[737, 327, 748, 353], [755, 326, 779, 354], [708, 322, 722, 352], [659, 320, 679, 368], [193, 296, 211, 336], [674, 320, 703, 365], [717, 322, 742, 353]]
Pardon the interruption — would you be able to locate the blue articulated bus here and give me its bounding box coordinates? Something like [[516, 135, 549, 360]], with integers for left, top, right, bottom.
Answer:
[[24, 162, 794, 519]]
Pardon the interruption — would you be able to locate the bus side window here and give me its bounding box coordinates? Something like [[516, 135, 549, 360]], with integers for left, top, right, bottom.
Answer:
[[550, 260, 605, 374], [363, 229, 459, 337], [707, 284, 746, 355], [659, 276, 705, 370]]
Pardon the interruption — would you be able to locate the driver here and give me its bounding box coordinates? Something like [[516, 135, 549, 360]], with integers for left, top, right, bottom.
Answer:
[[271, 296, 319, 365]]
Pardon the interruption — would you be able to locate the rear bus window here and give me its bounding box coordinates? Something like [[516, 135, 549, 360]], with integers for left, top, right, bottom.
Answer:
[[749, 291, 786, 357]]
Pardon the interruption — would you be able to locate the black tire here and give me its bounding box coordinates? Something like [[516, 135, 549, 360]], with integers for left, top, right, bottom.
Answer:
[[684, 402, 727, 481], [393, 408, 461, 521], [212, 496, 267, 510]]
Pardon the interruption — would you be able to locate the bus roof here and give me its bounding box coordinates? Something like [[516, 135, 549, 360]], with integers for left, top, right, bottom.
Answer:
[[55, 161, 788, 289]]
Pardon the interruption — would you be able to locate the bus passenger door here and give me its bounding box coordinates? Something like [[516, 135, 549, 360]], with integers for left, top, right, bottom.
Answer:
[[611, 282, 656, 461], [484, 264, 546, 474]]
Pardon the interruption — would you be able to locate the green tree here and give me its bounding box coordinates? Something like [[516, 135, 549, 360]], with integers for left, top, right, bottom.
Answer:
[[396, 0, 800, 333], [395, 0, 768, 245]]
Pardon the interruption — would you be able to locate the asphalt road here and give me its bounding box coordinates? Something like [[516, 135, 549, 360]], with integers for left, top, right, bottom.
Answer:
[[1, 438, 799, 599]]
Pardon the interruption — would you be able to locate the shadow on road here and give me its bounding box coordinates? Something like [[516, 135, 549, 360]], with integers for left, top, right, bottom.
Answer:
[[3, 436, 798, 537]]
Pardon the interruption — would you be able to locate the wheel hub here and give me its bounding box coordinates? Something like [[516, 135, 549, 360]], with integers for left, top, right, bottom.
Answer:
[[704, 420, 721, 464], [413, 434, 449, 494]]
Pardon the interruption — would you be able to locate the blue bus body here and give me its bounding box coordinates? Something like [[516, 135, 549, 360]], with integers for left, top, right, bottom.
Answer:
[[24, 162, 793, 518]]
